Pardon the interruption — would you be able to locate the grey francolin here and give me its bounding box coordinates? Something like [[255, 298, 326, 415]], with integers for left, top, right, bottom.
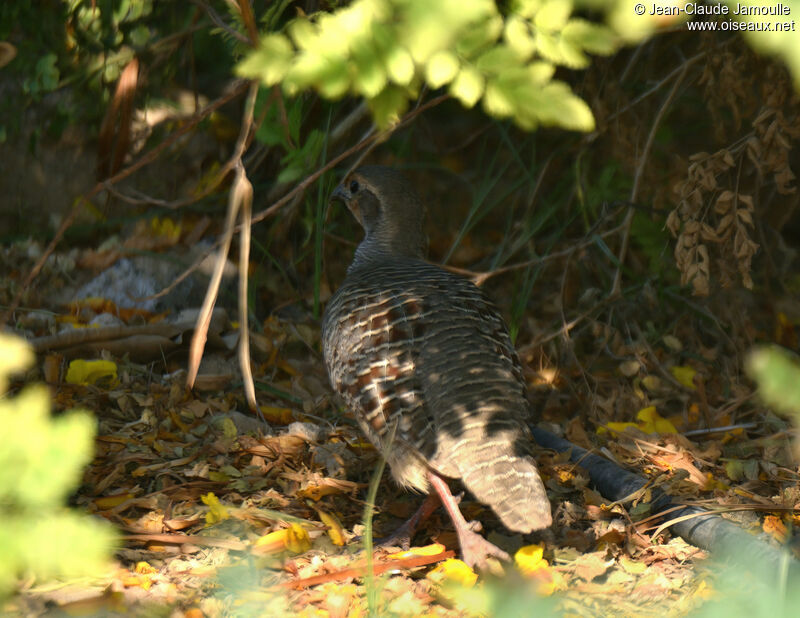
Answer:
[[322, 166, 551, 568]]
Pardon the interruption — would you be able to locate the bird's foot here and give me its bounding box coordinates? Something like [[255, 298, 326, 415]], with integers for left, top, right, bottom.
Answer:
[[455, 524, 510, 570], [426, 470, 510, 570]]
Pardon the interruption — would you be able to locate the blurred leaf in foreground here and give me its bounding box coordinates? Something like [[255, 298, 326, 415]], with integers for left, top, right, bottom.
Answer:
[[747, 345, 800, 420], [0, 334, 116, 599]]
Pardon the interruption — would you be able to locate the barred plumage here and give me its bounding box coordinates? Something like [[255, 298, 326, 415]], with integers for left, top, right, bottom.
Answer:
[[322, 166, 551, 566]]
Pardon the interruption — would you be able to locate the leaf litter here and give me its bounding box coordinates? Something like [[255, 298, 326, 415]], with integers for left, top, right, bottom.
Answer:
[[5, 278, 793, 617]]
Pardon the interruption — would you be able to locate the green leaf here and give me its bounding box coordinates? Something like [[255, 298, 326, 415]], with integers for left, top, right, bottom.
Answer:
[[278, 130, 324, 182], [504, 15, 536, 60], [385, 45, 415, 85], [374, 25, 415, 85], [237, 34, 294, 85], [454, 14, 504, 57], [534, 0, 572, 31], [368, 85, 409, 129], [483, 79, 515, 119], [36, 53, 60, 92], [449, 65, 484, 107], [476, 45, 521, 74], [483, 67, 594, 132], [351, 24, 388, 97], [534, 30, 561, 64], [557, 36, 589, 69], [288, 18, 316, 50], [512, 0, 542, 19], [0, 334, 33, 392], [0, 335, 115, 596], [528, 60, 556, 84], [283, 52, 350, 98], [0, 387, 95, 508], [562, 18, 619, 55], [311, 11, 355, 58], [401, 0, 496, 64], [528, 80, 595, 131], [425, 50, 459, 88], [0, 513, 116, 592], [129, 24, 151, 47], [747, 346, 800, 419]]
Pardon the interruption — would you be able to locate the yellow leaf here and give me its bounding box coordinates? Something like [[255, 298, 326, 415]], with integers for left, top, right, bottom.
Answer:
[[514, 543, 548, 575], [557, 468, 575, 483], [201, 493, 229, 525], [259, 405, 294, 425], [256, 523, 311, 554], [654, 417, 678, 434], [636, 406, 677, 434], [597, 421, 638, 435], [388, 543, 446, 559], [619, 554, 647, 574], [351, 440, 375, 450], [316, 508, 346, 546], [286, 523, 312, 553], [763, 515, 789, 543], [65, 359, 118, 386], [427, 559, 478, 587], [515, 544, 559, 595], [135, 561, 157, 574], [670, 365, 697, 389], [150, 216, 181, 241], [636, 406, 658, 432], [693, 579, 714, 601], [94, 493, 135, 510]]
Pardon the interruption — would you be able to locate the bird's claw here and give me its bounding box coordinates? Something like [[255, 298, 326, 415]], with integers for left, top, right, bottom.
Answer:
[[467, 520, 482, 533]]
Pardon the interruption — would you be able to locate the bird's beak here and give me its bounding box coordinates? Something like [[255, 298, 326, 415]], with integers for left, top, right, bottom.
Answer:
[[330, 184, 349, 205], [331, 183, 363, 224]]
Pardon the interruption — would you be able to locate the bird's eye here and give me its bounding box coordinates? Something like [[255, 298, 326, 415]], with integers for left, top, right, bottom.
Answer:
[[349, 180, 360, 193]]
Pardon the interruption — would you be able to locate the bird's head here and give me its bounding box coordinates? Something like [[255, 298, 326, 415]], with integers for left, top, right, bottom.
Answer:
[[331, 166, 428, 263]]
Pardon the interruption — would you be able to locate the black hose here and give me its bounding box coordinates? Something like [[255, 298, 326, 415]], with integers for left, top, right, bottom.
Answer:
[[532, 426, 799, 578]]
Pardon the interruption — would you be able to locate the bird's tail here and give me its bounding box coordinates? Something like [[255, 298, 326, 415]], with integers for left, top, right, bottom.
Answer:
[[459, 450, 551, 533]]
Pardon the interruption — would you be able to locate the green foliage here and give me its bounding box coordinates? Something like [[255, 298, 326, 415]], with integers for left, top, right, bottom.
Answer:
[[0, 1, 233, 142], [237, 0, 621, 130], [0, 334, 115, 598], [436, 574, 557, 616], [253, 91, 326, 183], [721, 1, 800, 88], [630, 211, 671, 275], [605, 0, 800, 86], [746, 346, 800, 419], [23, 53, 61, 97], [691, 543, 799, 618]]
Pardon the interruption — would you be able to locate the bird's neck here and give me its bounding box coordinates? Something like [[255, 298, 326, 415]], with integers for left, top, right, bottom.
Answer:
[[349, 232, 427, 273]]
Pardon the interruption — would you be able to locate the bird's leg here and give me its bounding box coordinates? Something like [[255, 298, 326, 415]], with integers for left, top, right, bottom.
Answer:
[[375, 492, 441, 549], [426, 470, 510, 569]]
